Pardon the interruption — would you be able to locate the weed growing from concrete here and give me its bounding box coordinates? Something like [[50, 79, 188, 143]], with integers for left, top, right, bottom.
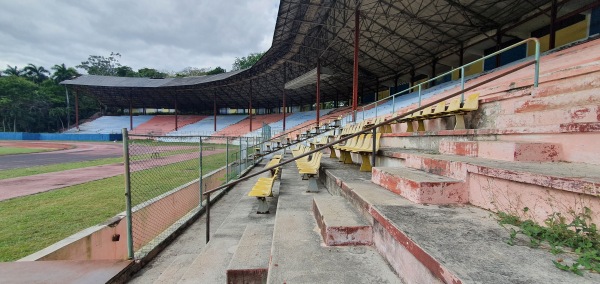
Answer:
[[498, 207, 599, 275]]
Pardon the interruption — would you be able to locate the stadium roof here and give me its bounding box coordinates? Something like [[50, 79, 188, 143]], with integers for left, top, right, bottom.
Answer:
[[62, 0, 596, 112]]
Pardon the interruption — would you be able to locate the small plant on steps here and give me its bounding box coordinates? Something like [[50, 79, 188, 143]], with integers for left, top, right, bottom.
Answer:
[[497, 207, 599, 276]]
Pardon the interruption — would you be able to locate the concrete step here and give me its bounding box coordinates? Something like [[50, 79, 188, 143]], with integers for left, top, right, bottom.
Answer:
[[267, 159, 401, 283], [439, 140, 563, 162], [226, 224, 274, 284], [312, 196, 372, 246], [371, 166, 467, 204], [319, 158, 600, 284], [377, 148, 600, 226]]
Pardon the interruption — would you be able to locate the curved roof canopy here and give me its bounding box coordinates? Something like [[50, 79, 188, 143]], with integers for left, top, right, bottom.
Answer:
[[63, 0, 592, 112]]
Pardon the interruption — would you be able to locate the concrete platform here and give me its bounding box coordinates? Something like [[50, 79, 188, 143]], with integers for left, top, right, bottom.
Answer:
[[319, 158, 600, 283], [226, 224, 274, 284], [0, 260, 131, 284], [267, 160, 401, 283], [371, 166, 466, 204], [312, 196, 372, 246]]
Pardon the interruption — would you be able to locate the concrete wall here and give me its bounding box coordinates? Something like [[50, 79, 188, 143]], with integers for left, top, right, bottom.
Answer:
[[19, 166, 228, 261], [0, 132, 122, 141]]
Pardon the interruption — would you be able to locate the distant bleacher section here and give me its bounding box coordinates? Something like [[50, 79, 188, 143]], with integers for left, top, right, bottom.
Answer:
[[66, 115, 153, 134], [213, 113, 287, 137], [245, 109, 334, 138], [166, 115, 247, 136], [130, 115, 206, 136]]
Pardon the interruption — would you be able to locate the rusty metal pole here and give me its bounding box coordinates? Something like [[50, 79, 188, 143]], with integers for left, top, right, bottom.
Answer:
[[206, 192, 210, 243], [549, 0, 557, 49], [75, 91, 79, 130], [128, 94, 133, 131], [213, 94, 217, 132], [249, 81, 253, 132], [316, 59, 321, 127], [352, 8, 359, 122], [175, 94, 178, 131], [283, 66, 287, 131]]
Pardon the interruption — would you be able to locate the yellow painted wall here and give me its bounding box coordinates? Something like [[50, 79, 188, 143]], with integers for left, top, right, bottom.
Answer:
[[528, 17, 588, 55], [377, 89, 390, 100], [464, 61, 483, 77]]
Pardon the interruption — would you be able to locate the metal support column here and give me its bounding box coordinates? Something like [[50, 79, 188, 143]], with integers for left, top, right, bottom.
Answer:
[[199, 137, 203, 206], [316, 59, 321, 127], [128, 94, 133, 131], [352, 8, 360, 122], [430, 58, 437, 87], [213, 94, 217, 132], [549, 0, 558, 49], [283, 65, 287, 131], [496, 29, 502, 67], [75, 91, 79, 130], [249, 81, 253, 132], [174, 94, 178, 131]]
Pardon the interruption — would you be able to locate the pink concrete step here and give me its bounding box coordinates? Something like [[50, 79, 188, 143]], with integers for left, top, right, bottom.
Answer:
[[378, 148, 600, 225], [312, 196, 372, 246], [371, 166, 467, 204], [439, 140, 563, 162]]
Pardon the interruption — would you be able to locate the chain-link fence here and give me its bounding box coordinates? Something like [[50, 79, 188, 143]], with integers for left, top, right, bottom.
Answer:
[[122, 131, 260, 258]]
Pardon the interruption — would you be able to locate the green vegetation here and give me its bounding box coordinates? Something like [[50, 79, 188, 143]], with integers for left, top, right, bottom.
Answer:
[[0, 152, 230, 261], [498, 207, 600, 275], [0, 147, 51, 156], [231, 51, 266, 71]]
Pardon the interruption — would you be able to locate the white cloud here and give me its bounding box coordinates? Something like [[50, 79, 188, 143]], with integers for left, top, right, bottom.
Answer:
[[0, 0, 279, 73]]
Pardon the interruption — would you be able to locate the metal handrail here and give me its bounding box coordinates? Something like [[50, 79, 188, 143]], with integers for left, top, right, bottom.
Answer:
[[202, 59, 538, 242], [359, 37, 541, 116]]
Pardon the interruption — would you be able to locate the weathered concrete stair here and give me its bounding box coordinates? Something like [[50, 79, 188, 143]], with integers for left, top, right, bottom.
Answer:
[[439, 140, 563, 162], [312, 196, 372, 246], [319, 159, 600, 284], [226, 224, 273, 284], [378, 148, 600, 225], [371, 166, 467, 204]]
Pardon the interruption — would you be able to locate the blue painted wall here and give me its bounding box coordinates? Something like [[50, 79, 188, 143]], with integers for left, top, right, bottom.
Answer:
[[0, 132, 122, 141], [484, 44, 527, 71], [591, 7, 600, 36]]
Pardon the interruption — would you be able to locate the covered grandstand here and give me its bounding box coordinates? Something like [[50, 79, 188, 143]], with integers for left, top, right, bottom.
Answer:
[[43, 1, 600, 283]]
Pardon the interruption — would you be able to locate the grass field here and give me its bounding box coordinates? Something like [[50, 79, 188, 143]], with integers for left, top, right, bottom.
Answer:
[[0, 147, 52, 156], [0, 151, 236, 261]]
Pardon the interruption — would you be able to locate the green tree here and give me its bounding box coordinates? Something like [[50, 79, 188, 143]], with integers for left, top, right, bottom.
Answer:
[[51, 64, 80, 83], [3, 65, 23, 77], [231, 51, 266, 71], [23, 64, 50, 84], [0, 76, 39, 131], [206, 66, 226, 75], [138, 68, 166, 78], [76, 52, 122, 76], [116, 66, 137, 77]]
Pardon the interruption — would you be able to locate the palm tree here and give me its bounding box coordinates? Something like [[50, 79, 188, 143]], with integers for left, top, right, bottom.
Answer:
[[4, 65, 23, 76], [51, 63, 80, 83], [23, 63, 50, 84]]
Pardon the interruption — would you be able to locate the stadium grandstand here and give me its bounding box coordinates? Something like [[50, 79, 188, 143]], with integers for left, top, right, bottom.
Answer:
[[15, 0, 598, 283]]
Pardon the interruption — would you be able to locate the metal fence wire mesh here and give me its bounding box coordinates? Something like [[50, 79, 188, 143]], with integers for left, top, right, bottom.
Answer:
[[125, 133, 257, 256]]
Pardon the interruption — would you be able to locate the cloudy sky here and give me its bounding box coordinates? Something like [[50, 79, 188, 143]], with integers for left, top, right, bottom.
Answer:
[[0, 0, 280, 74]]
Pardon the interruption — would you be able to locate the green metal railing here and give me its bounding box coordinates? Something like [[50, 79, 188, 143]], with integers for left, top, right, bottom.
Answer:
[[355, 38, 541, 121]]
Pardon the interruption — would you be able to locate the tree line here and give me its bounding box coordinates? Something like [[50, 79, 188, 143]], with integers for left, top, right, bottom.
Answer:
[[0, 51, 264, 133]]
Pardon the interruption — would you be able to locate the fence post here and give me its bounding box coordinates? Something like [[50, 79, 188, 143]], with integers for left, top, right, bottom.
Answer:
[[460, 66, 465, 102], [225, 137, 229, 183], [418, 84, 422, 107], [199, 136, 203, 207], [239, 136, 242, 176], [122, 128, 134, 260], [392, 94, 395, 113]]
